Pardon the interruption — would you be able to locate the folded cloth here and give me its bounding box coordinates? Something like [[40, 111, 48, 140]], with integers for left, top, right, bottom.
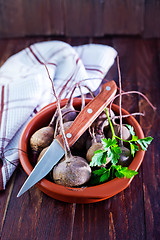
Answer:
[[0, 40, 117, 190]]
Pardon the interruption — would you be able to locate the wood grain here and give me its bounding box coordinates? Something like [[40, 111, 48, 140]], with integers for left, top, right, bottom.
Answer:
[[0, 0, 160, 38], [103, 0, 144, 35], [144, 0, 160, 38], [136, 39, 160, 240], [0, 37, 159, 240], [0, 168, 76, 240], [0, 172, 16, 237], [0, 0, 25, 38], [22, 0, 64, 36], [107, 38, 146, 240], [64, 0, 104, 37]]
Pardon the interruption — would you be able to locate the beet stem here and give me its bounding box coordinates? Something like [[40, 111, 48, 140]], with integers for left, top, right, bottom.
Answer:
[[117, 56, 123, 146], [90, 126, 97, 143], [105, 108, 116, 139], [113, 112, 145, 120], [78, 84, 85, 110], [49, 109, 58, 128], [81, 85, 95, 98], [54, 116, 60, 138], [65, 84, 77, 108]]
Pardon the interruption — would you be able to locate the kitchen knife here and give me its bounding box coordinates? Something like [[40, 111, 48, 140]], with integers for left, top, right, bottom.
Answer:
[[17, 80, 117, 197]]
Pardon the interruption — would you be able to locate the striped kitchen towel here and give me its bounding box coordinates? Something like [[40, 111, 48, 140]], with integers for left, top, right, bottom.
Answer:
[[0, 40, 117, 190]]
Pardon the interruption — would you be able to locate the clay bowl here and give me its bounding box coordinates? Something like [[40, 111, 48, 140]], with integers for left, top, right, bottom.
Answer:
[[19, 98, 145, 204]]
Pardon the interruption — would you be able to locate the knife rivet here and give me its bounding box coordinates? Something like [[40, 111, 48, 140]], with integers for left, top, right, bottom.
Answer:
[[106, 86, 111, 91], [87, 108, 93, 114], [66, 133, 72, 138]]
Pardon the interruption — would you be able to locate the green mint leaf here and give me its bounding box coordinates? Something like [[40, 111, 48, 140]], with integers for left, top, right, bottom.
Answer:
[[137, 137, 153, 151], [102, 138, 119, 150], [92, 167, 111, 183], [89, 150, 107, 167], [130, 142, 139, 156], [126, 124, 136, 136], [107, 147, 120, 165], [126, 124, 139, 142], [131, 135, 138, 142], [114, 165, 138, 178], [100, 170, 110, 182], [93, 167, 107, 176], [101, 138, 121, 165], [114, 170, 124, 178], [101, 138, 113, 150], [113, 145, 122, 154]]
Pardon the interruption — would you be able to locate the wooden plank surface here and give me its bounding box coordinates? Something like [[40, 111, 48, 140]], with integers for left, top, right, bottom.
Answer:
[[0, 0, 25, 38], [144, 0, 160, 38], [106, 38, 146, 240], [22, 0, 64, 36], [136, 39, 160, 240], [64, 0, 104, 37], [0, 37, 159, 240], [0, 0, 160, 38], [103, 0, 144, 35]]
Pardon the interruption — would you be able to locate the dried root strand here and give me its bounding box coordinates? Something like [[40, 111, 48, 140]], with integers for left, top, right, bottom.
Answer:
[[81, 84, 95, 98], [44, 64, 71, 157], [113, 112, 145, 122], [49, 85, 78, 127], [109, 90, 156, 114]]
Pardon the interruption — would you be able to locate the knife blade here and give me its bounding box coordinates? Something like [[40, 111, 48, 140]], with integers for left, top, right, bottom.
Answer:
[[17, 80, 117, 197]]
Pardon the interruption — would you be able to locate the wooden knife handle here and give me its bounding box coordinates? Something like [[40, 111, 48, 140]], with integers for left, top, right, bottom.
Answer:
[[56, 80, 117, 148]]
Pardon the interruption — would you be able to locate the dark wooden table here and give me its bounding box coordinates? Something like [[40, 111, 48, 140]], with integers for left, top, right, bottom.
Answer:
[[0, 37, 159, 240]]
